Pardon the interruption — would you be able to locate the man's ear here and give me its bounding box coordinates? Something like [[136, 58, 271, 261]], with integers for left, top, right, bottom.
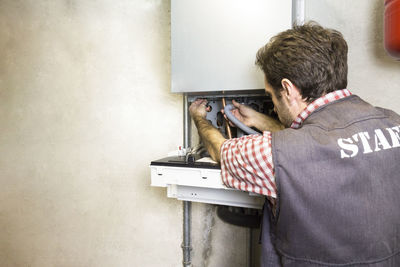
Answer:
[[281, 78, 301, 102]]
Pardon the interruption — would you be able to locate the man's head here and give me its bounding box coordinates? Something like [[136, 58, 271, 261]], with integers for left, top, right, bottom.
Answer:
[[256, 22, 348, 103], [264, 78, 306, 127]]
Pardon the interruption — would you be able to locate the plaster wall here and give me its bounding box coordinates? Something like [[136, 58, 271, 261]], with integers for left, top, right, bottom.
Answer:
[[0, 1, 184, 266]]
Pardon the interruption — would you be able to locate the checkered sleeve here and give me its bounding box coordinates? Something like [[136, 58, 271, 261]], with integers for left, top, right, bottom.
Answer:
[[220, 132, 277, 198]]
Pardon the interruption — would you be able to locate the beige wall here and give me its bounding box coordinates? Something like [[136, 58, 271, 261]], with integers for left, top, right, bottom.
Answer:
[[0, 1, 399, 267], [0, 0, 185, 266]]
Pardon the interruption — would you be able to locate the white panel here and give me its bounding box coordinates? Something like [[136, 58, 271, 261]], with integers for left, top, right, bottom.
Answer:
[[150, 165, 264, 208], [150, 165, 224, 189], [171, 0, 292, 92], [175, 185, 264, 209]]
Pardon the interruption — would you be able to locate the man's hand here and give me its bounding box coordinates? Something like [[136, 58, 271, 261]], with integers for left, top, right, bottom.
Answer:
[[223, 100, 259, 128], [189, 99, 209, 119], [189, 99, 226, 162], [223, 100, 284, 132]]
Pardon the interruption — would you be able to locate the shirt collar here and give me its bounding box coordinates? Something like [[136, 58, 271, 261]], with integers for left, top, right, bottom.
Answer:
[[290, 89, 352, 129]]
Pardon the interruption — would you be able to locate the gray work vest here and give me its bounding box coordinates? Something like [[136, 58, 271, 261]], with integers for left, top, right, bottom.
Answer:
[[271, 95, 400, 266]]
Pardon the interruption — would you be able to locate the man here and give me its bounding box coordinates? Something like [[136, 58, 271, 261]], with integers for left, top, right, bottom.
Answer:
[[189, 22, 400, 266]]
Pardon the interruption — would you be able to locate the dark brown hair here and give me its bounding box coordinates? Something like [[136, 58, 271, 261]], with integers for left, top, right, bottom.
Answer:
[[256, 22, 348, 102]]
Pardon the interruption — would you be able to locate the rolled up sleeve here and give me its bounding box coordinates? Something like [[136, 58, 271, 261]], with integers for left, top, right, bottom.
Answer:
[[220, 132, 277, 198]]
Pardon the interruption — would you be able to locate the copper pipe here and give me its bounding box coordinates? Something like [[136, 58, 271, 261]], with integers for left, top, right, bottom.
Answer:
[[221, 97, 232, 139]]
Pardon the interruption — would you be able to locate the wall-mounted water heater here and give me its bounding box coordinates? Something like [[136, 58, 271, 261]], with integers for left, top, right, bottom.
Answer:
[[152, 0, 293, 207]]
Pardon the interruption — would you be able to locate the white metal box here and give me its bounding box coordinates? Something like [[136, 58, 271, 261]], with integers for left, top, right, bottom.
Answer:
[[171, 0, 293, 93]]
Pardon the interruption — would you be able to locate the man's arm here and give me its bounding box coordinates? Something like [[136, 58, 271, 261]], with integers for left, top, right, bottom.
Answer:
[[189, 99, 226, 162], [190, 99, 278, 199], [253, 113, 284, 132]]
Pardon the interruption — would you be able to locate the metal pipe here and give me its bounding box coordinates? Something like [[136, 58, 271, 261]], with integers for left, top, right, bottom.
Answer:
[[292, 0, 305, 26], [182, 94, 192, 267], [182, 201, 192, 267], [221, 97, 232, 139], [183, 94, 191, 150]]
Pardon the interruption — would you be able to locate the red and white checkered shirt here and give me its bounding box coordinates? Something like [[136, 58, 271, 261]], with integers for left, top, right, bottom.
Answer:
[[220, 89, 352, 198]]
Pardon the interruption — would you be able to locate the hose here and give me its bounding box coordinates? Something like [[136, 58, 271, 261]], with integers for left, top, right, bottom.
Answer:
[[224, 104, 261, 135]]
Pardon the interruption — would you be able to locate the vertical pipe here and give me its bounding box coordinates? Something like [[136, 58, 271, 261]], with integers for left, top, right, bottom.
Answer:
[[292, 0, 305, 26], [182, 94, 192, 267], [221, 97, 232, 139], [182, 201, 192, 267], [183, 94, 191, 150]]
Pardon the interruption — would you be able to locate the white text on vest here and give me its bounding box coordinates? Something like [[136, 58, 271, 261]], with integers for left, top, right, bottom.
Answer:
[[338, 126, 400, 158]]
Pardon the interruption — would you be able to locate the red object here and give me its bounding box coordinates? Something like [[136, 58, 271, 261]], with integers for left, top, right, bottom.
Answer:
[[385, 0, 400, 59]]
